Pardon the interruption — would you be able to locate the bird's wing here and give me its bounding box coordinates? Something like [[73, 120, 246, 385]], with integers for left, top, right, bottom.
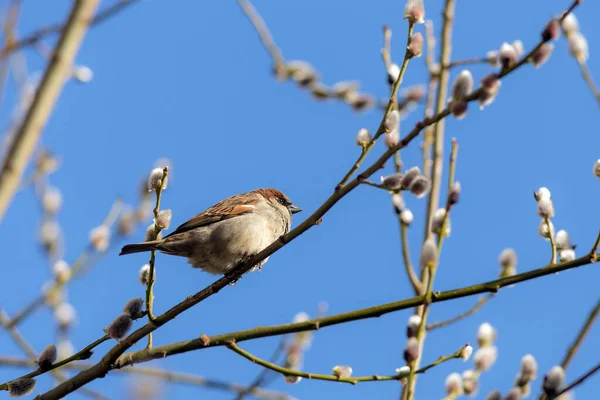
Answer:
[[164, 193, 258, 237]]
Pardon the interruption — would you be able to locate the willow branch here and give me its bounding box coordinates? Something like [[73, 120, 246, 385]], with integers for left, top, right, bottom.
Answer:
[[445, 57, 490, 68], [0, 0, 101, 222], [427, 294, 493, 331], [545, 217, 557, 264], [227, 341, 464, 385], [0, 0, 138, 61], [551, 362, 600, 399], [116, 248, 599, 368], [0, 357, 291, 400], [422, 21, 437, 180], [560, 299, 600, 370], [400, 223, 422, 294], [235, 338, 287, 400], [576, 61, 600, 107]]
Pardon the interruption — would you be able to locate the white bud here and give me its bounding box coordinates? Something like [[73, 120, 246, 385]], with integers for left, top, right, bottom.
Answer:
[[520, 354, 538, 380], [561, 13, 579, 35], [392, 193, 405, 213], [409, 176, 431, 198], [156, 209, 172, 230], [39, 219, 61, 249], [72, 65, 93, 83], [387, 63, 401, 83], [462, 369, 479, 396], [384, 130, 400, 148], [537, 187, 551, 200], [486, 50, 500, 67], [451, 70, 474, 100], [145, 223, 162, 241], [406, 314, 421, 338], [54, 303, 76, 328], [384, 110, 401, 134], [284, 375, 302, 384], [474, 346, 498, 371], [461, 344, 474, 361], [505, 388, 522, 400], [404, 337, 420, 363], [568, 32, 589, 63], [498, 248, 517, 269], [332, 81, 359, 99], [419, 238, 437, 269], [355, 128, 372, 147], [332, 365, 353, 378], [52, 260, 71, 283], [431, 208, 450, 236], [400, 167, 421, 189], [293, 312, 310, 323], [404, 0, 425, 23], [396, 365, 411, 383], [499, 42, 518, 68], [477, 322, 496, 347], [555, 230, 571, 250], [42, 187, 62, 214], [400, 209, 414, 226], [512, 40, 524, 58], [89, 225, 110, 252], [148, 168, 167, 191], [543, 366, 565, 396], [539, 219, 555, 239], [139, 264, 151, 285], [559, 248, 576, 262], [537, 197, 555, 218], [593, 159, 600, 178], [445, 372, 463, 395], [57, 340, 74, 361]]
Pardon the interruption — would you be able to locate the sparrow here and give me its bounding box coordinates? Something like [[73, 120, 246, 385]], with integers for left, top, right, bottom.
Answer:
[[119, 188, 302, 275]]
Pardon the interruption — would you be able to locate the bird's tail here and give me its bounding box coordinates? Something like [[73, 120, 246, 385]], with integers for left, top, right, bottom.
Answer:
[[119, 241, 162, 256]]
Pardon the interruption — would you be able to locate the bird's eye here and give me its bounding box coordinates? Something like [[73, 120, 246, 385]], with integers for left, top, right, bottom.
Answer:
[[277, 197, 287, 205]]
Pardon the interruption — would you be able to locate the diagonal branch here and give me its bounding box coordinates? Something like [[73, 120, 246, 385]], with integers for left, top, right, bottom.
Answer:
[[560, 298, 600, 370], [551, 362, 600, 399], [426, 294, 493, 331]]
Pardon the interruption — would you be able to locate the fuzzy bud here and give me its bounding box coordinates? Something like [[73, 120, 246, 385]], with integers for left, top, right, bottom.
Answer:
[[381, 173, 404, 191], [532, 43, 554, 68], [559, 248, 576, 262], [479, 74, 501, 109], [400, 209, 414, 226], [561, 13, 579, 36], [355, 128, 372, 147], [450, 100, 468, 119], [400, 167, 421, 189], [406, 314, 421, 338], [448, 182, 461, 205], [505, 388, 522, 400], [512, 40, 524, 58], [38, 344, 57, 371], [105, 313, 133, 340], [462, 370, 479, 396], [568, 32, 589, 62], [39, 219, 61, 254], [539, 219, 555, 239], [287, 60, 319, 87], [403, 85, 425, 102], [57, 340, 74, 361], [139, 264, 151, 285], [349, 93, 375, 111], [403, 337, 420, 363], [474, 346, 498, 371], [123, 297, 144, 318], [42, 187, 62, 214], [537, 197, 555, 218], [542, 366, 565, 397], [499, 42, 518, 69], [451, 70, 474, 100], [520, 354, 538, 381], [387, 63, 401, 84], [72, 65, 94, 83], [384, 130, 400, 147], [310, 84, 330, 100], [396, 366, 411, 383], [419, 238, 437, 269], [332, 365, 353, 378], [461, 344, 474, 361], [404, 0, 425, 24], [407, 33, 424, 57], [392, 193, 405, 214], [54, 303, 76, 328], [89, 225, 110, 252], [542, 19, 560, 42], [536, 187, 551, 201], [486, 50, 500, 66], [555, 230, 571, 250], [53, 259, 71, 283], [498, 248, 517, 269], [283, 375, 302, 384], [7, 378, 36, 397], [594, 160, 600, 178], [156, 209, 172, 230], [148, 168, 165, 191], [477, 322, 496, 347], [431, 208, 450, 236], [486, 391, 502, 400], [117, 208, 136, 236], [445, 372, 463, 395], [145, 223, 162, 242], [384, 110, 401, 133], [409, 176, 431, 198], [332, 81, 359, 99]]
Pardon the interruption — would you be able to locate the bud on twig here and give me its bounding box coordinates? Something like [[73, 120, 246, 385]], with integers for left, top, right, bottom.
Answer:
[[7, 378, 36, 397], [355, 128, 372, 148], [460, 344, 473, 361], [38, 344, 57, 371], [542, 366, 565, 397], [419, 238, 437, 269], [474, 346, 498, 371], [123, 298, 144, 318], [532, 43, 554, 68], [42, 187, 62, 214], [409, 176, 431, 198], [156, 209, 172, 230], [479, 74, 501, 109], [54, 303, 76, 329], [392, 193, 405, 214], [400, 209, 414, 225], [332, 365, 353, 378], [537, 198, 555, 218], [462, 370, 479, 396], [404, 337, 420, 363], [407, 32, 424, 57], [406, 314, 421, 338], [139, 264, 151, 285], [539, 219, 555, 239], [387, 63, 400, 84], [593, 159, 600, 178], [404, 0, 425, 24], [445, 372, 463, 395], [381, 173, 404, 191], [542, 19, 560, 42], [400, 167, 420, 189], [89, 225, 110, 252], [477, 322, 496, 347], [561, 13, 579, 36], [448, 182, 461, 205], [568, 32, 589, 62], [104, 313, 133, 340]]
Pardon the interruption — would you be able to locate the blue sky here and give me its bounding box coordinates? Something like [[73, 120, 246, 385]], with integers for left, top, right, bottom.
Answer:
[[1, 0, 599, 399]]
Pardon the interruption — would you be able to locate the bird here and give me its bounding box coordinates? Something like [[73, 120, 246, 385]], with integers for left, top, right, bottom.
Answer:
[[119, 188, 302, 275]]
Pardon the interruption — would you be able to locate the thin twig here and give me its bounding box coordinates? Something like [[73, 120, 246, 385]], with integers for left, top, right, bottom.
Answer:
[[445, 57, 490, 68], [227, 341, 463, 385], [551, 362, 600, 399], [426, 294, 493, 331], [0, 0, 101, 222], [0, 0, 22, 113], [576, 60, 600, 107], [235, 338, 287, 400], [545, 217, 557, 264], [422, 21, 437, 181], [400, 223, 422, 294], [560, 299, 600, 370]]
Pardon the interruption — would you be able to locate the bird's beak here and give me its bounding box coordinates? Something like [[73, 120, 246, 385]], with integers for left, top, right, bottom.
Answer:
[[288, 204, 302, 214]]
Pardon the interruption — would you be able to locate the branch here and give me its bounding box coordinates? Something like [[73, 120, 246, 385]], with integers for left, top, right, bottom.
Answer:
[[235, 338, 287, 400], [551, 362, 600, 399], [400, 222, 422, 294], [0, 0, 101, 222], [445, 56, 490, 69], [116, 249, 599, 367], [426, 294, 493, 331], [560, 299, 600, 370], [0, 357, 292, 400], [227, 341, 464, 385], [545, 217, 557, 264], [576, 61, 600, 107]]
